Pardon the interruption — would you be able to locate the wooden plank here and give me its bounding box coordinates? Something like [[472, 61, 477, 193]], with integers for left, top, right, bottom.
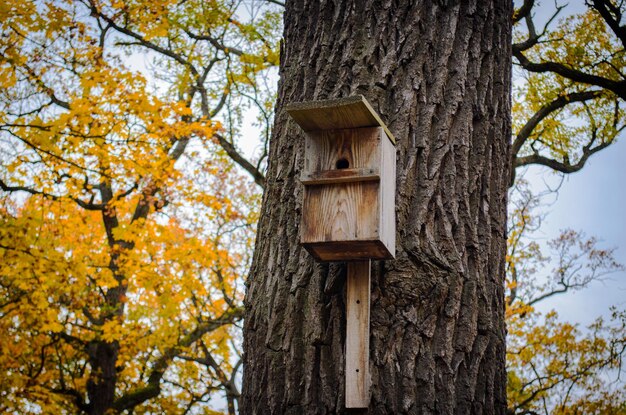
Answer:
[[300, 168, 379, 185], [301, 182, 379, 244], [302, 240, 394, 262], [379, 130, 396, 258], [346, 260, 371, 408], [302, 127, 381, 180], [287, 95, 396, 144]]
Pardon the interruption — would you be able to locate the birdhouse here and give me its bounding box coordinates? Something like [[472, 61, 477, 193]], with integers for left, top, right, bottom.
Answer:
[[287, 95, 396, 262]]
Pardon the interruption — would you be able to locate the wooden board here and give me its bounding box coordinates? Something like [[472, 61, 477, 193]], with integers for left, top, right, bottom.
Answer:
[[302, 127, 382, 180], [286, 95, 396, 144], [379, 130, 396, 258], [302, 240, 393, 262], [301, 182, 379, 244], [300, 167, 379, 185], [346, 260, 371, 408]]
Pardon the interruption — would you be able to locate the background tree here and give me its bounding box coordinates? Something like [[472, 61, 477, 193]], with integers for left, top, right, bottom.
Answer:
[[511, 0, 625, 181], [0, 0, 278, 413], [506, 180, 626, 414], [505, 1, 626, 413]]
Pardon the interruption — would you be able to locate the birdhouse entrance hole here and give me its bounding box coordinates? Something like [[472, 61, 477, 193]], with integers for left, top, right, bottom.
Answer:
[[335, 158, 350, 169]]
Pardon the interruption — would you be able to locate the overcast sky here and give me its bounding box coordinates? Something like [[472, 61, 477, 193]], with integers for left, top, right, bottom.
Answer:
[[526, 136, 626, 326]]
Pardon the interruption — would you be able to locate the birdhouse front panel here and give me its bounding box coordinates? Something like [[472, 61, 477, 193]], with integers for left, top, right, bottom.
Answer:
[[301, 181, 382, 261], [299, 126, 395, 261]]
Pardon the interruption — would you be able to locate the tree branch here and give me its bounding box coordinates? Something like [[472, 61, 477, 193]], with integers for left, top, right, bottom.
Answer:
[[512, 3, 565, 53], [112, 307, 243, 412], [0, 179, 104, 210], [183, 29, 245, 57], [512, 90, 604, 157], [587, 0, 626, 48], [513, 0, 534, 24], [214, 133, 266, 188], [0, 49, 70, 110], [50, 386, 89, 413], [514, 139, 613, 173], [87, 1, 199, 77], [266, 0, 285, 7], [513, 50, 626, 99]]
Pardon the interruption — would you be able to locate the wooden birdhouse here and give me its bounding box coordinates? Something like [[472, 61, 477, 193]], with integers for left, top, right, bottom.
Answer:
[[287, 95, 396, 262]]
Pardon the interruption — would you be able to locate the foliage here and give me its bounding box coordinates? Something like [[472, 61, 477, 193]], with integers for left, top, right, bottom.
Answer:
[[511, 0, 626, 183], [0, 0, 278, 413], [1, 0, 626, 413], [507, 2, 626, 412], [507, 308, 626, 415]]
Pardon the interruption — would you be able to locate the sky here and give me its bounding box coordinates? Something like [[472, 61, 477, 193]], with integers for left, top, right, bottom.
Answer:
[[526, 137, 626, 326]]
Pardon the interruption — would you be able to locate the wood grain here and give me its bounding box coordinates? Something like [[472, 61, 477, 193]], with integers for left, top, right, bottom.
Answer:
[[302, 127, 381, 179], [299, 127, 396, 261], [301, 182, 379, 243], [286, 95, 396, 144], [346, 260, 371, 408], [300, 167, 379, 185], [379, 130, 396, 258]]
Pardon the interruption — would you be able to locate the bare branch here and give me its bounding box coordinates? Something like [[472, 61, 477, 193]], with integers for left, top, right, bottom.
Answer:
[[514, 139, 613, 173], [513, 0, 535, 24], [0, 126, 108, 177], [183, 29, 245, 57], [525, 230, 623, 306], [214, 132, 266, 188], [210, 90, 229, 118], [513, 3, 565, 53]]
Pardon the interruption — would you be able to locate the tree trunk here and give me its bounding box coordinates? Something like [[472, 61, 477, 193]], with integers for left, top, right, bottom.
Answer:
[[87, 340, 119, 415], [242, 1, 511, 414]]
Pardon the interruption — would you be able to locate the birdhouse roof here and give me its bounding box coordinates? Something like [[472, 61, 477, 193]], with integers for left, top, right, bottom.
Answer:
[[286, 95, 396, 144]]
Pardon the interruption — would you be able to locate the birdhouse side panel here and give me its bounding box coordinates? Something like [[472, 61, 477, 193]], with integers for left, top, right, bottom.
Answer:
[[379, 132, 396, 258]]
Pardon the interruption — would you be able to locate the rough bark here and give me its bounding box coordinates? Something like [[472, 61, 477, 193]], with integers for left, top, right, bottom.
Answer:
[[242, 1, 511, 414]]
